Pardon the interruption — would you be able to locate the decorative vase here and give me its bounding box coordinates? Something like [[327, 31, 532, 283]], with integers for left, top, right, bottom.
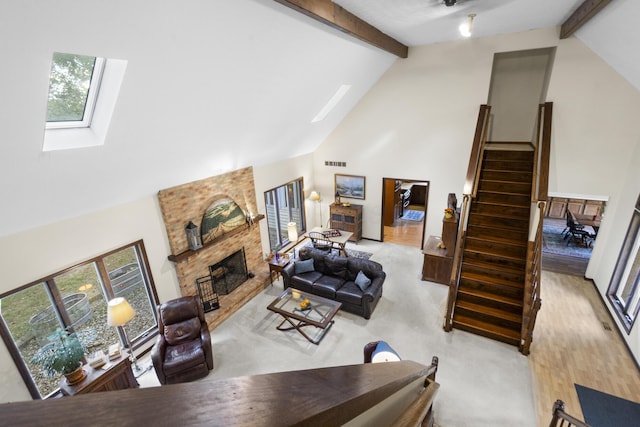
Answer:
[[64, 364, 87, 385]]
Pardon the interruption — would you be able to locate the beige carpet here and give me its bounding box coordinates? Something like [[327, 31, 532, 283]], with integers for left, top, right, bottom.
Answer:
[[138, 240, 535, 426]]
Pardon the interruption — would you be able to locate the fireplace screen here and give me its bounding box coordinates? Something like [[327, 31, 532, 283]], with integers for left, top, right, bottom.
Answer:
[[209, 248, 249, 295]]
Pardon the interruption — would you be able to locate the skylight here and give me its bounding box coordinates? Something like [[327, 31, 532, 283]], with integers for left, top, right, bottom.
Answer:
[[46, 52, 105, 129], [43, 52, 127, 152]]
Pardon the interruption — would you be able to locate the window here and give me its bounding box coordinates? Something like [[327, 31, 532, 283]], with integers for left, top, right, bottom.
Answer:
[[607, 194, 640, 333], [264, 178, 306, 251], [42, 52, 127, 151], [0, 241, 159, 398], [46, 53, 105, 129]]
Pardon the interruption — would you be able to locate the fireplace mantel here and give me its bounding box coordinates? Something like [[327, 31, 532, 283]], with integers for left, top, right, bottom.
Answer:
[[168, 214, 264, 263]]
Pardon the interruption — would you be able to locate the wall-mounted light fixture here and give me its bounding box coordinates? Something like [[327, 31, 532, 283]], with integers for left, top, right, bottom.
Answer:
[[459, 13, 476, 38]]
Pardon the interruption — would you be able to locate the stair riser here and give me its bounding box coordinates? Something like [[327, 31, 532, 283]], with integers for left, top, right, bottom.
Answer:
[[454, 307, 522, 331], [482, 159, 533, 172], [466, 224, 528, 242], [456, 291, 522, 314], [452, 321, 520, 347], [459, 278, 524, 302], [471, 203, 530, 218], [483, 150, 534, 162], [476, 191, 530, 206], [461, 262, 525, 283], [464, 238, 527, 258], [467, 214, 529, 230], [477, 180, 532, 194], [462, 251, 526, 271], [481, 170, 532, 183]]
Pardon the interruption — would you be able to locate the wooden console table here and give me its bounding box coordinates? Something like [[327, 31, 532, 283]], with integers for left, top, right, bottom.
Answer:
[[422, 236, 453, 285], [59, 353, 138, 396]]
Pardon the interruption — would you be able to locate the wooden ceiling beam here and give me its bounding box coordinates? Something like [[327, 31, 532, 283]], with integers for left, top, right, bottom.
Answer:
[[273, 0, 408, 58], [560, 0, 612, 39]]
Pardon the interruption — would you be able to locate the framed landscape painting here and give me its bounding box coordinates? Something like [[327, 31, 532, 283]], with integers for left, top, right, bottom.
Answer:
[[335, 174, 365, 200]]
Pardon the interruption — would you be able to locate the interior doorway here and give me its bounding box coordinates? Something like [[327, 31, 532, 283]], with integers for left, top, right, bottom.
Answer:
[[381, 178, 429, 249]]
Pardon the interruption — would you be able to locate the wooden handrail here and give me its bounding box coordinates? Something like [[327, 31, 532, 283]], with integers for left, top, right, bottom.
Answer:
[[549, 399, 590, 427], [464, 105, 491, 195], [444, 195, 470, 331], [538, 102, 552, 202], [390, 380, 440, 427]]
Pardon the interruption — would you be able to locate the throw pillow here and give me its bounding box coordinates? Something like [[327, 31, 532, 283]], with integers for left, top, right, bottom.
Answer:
[[294, 258, 315, 274], [355, 270, 371, 291]]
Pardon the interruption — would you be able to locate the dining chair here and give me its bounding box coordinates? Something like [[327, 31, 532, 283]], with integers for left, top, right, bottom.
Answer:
[[309, 231, 334, 253]]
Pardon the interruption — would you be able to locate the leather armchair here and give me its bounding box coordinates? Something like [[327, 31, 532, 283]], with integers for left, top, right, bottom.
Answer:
[[151, 295, 213, 385]]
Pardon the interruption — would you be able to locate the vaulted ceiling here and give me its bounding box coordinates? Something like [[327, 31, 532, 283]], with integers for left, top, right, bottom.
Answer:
[[0, 0, 637, 237]]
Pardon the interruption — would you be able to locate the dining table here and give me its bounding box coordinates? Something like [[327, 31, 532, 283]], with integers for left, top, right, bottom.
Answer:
[[306, 227, 353, 256], [574, 213, 602, 236]]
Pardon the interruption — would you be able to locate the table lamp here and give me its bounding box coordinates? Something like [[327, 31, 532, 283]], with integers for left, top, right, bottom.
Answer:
[[371, 341, 402, 363], [107, 297, 143, 374], [309, 191, 322, 227]]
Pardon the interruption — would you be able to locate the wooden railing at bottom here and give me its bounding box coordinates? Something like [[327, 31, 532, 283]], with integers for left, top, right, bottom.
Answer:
[[0, 360, 439, 427], [521, 201, 545, 355], [549, 400, 590, 427]]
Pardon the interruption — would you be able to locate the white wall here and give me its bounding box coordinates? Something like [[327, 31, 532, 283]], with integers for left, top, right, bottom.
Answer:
[[315, 27, 640, 361]]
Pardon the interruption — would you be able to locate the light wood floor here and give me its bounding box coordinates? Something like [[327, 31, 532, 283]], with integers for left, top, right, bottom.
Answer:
[[531, 269, 640, 424], [383, 206, 425, 248]]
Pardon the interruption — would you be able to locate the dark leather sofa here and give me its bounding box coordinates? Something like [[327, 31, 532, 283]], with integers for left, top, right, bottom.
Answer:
[[281, 246, 385, 319]]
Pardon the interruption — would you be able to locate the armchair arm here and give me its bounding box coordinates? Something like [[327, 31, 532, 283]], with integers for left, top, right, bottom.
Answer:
[[281, 263, 295, 289], [201, 322, 213, 370], [151, 335, 167, 384]]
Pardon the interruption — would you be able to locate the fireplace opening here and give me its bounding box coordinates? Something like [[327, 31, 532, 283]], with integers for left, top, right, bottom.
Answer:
[[209, 247, 249, 295]]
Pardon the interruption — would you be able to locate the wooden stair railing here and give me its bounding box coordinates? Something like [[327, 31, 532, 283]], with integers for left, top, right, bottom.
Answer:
[[444, 105, 491, 331], [548, 399, 590, 427], [444, 102, 552, 354], [0, 360, 439, 426], [390, 356, 440, 427]]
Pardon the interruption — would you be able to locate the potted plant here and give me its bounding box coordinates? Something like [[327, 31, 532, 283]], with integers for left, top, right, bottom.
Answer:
[[31, 328, 92, 385]]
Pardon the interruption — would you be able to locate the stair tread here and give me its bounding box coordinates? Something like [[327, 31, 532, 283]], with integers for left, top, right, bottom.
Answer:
[[458, 287, 523, 307], [456, 300, 523, 323], [465, 235, 527, 248], [462, 258, 525, 275], [463, 248, 526, 263], [460, 271, 524, 289], [453, 315, 521, 341]]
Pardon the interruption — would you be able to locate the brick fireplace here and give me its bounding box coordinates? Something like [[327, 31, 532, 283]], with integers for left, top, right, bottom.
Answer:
[[157, 166, 269, 330]]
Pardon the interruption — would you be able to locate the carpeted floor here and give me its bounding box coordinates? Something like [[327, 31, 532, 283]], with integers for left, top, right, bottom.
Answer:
[[543, 219, 593, 259], [575, 383, 640, 427], [138, 240, 536, 426]]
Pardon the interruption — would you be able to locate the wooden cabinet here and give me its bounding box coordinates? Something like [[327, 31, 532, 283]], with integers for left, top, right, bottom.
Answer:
[[545, 197, 605, 219], [330, 203, 362, 242], [422, 213, 458, 284], [383, 180, 402, 226], [422, 236, 453, 284], [59, 354, 138, 396]]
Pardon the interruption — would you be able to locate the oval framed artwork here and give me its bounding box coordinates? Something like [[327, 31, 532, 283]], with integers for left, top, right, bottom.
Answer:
[[200, 196, 246, 243]]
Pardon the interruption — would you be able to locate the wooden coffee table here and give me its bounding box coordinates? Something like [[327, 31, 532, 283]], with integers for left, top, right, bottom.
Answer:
[[267, 288, 342, 344]]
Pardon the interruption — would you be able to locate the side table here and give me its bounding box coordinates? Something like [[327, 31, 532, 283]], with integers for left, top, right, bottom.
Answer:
[[59, 353, 138, 396], [268, 256, 290, 285]]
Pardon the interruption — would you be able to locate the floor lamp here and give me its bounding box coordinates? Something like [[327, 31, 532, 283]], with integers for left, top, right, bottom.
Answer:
[[107, 297, 150, 377], [310, 191, 322, 227]]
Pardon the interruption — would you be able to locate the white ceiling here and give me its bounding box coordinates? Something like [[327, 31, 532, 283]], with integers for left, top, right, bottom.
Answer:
[[0, 0, 638, 238], [333, 0, 583, 46]]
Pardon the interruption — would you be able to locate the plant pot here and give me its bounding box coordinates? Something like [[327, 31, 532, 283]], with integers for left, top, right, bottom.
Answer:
[[64, 365, 87, 385]]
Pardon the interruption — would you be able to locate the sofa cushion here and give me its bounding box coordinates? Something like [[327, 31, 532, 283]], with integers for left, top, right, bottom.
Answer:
[[324, 256, 348, 279], [164, 317, 201, 346], [336, 281, 363, 306], [163, 339, 205, 375], [294, 258, 315, 274], [312, 275, 345, 299], [347, 258, 383, 281], [355, 270, 372, 291], [291, 271, 323, 292]]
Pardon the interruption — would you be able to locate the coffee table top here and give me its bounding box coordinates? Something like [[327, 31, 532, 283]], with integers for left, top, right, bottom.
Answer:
[[267, 288, 342, 329]]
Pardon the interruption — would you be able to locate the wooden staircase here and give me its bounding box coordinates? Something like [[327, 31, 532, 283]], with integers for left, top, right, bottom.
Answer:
[[452, 148, 533, 346]]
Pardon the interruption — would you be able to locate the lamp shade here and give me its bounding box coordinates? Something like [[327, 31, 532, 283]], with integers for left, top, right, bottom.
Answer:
[[107, 297, 136, 327], [309, 191, 320, 202], [287, 222, 298, 242], [371, 341, 401, 363]]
